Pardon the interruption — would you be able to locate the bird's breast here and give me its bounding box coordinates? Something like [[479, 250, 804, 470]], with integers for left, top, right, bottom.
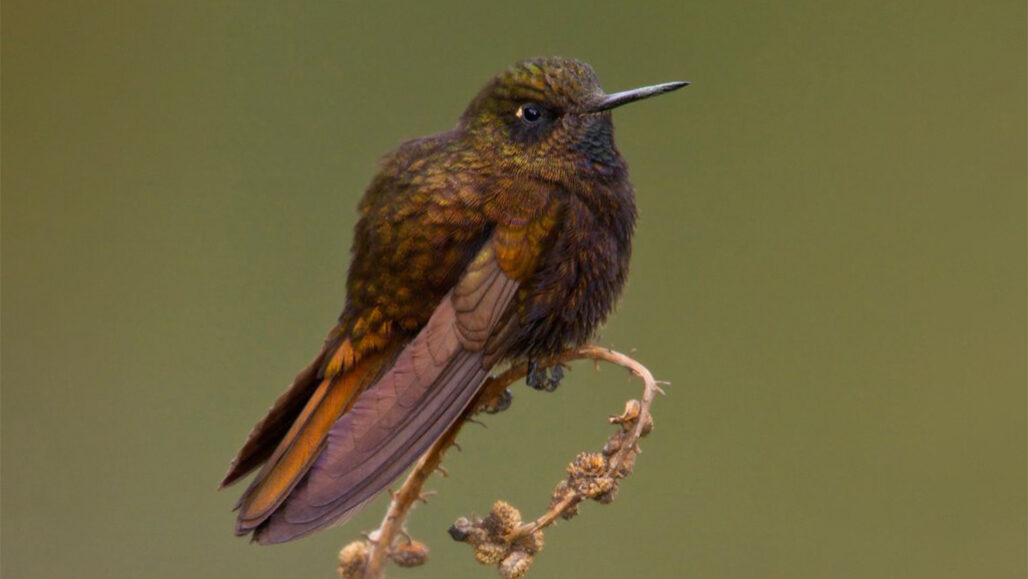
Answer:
[[504, 179, 636, 360]]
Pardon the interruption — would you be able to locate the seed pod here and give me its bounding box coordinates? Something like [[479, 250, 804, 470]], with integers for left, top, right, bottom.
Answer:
[[389, 540, 429, 568], [337, 541, 369, 579]]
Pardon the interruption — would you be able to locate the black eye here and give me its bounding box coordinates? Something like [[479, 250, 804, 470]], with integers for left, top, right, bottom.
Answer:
[[517, 104, 542, 124]]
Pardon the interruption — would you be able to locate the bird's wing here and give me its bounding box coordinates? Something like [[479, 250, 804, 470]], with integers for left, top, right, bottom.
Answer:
[[235, 239, 522, 543]]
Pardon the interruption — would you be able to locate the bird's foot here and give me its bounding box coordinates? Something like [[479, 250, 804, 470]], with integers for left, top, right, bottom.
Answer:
[[482, 388, 514, 414], [526, 360, 564, 392]]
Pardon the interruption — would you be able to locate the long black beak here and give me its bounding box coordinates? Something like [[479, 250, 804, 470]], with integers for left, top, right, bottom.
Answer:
[[592, 80, 690, 112]]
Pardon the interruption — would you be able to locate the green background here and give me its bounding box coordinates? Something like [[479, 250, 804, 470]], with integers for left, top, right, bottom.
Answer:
[[3, 2, 1024, 578]]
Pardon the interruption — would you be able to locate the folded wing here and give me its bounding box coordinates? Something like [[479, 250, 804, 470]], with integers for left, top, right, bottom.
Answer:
[[237, 241, 520, 544]]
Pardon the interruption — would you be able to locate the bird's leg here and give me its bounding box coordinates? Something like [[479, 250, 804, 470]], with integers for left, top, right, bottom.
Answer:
[[526, 359, 564, 392], [526, 359, 544, 390], [547, 364, 564, 391]]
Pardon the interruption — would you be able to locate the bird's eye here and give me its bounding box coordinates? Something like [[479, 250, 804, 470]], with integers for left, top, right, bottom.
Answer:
[[516, 104, 543, 124]]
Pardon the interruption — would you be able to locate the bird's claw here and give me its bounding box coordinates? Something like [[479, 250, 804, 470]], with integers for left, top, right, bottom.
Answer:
[[526, 360, 564, 392], [482, 388, 513, 414]]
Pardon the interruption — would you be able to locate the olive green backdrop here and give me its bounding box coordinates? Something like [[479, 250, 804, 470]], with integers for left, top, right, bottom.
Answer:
[[3, 2, 1025, 578]]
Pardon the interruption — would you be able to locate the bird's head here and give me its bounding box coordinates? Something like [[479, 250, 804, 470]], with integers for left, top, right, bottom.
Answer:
[[459, 57, 687, 182]]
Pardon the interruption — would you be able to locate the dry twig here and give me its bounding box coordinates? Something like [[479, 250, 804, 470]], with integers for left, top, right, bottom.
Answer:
[[337, 345, 662, 579]]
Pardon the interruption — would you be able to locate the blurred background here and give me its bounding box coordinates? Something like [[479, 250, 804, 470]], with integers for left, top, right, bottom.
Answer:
[[3, 1, 1024, 578]]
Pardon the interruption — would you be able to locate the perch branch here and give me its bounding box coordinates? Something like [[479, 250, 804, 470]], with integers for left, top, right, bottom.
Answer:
[[337, 345, 663, 579]]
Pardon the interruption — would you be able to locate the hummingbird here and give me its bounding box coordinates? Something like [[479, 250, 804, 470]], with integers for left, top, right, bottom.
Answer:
[[220, 57, 688, 544]]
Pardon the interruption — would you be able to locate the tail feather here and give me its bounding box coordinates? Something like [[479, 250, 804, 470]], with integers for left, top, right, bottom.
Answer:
[[254, 342, 491, 542], [219, 350, 328, 489], [233, 350, 393, 534]]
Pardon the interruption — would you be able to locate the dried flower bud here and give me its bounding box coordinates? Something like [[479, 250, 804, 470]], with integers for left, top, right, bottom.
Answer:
[[389, 540, 429, 567], [499, 551, 534, 579], [337, 541, 369, 579], [474, 542, 507, 565], [515, 529, 545, 555], [550, 480, 571, 509], [639, 412, 654, 437], [602, 430, 625, 456], [568, 452, 606, 478], [449, 516, 488, 545], [485, 500, 522, 536], [594, 485, 619, 504], [611, 399, 641, 427], [613, 452, 636, 477], [573, 474, 614, 499]]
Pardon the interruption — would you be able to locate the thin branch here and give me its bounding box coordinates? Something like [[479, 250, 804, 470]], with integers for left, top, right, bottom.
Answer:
[[338, 345, 662, 579], [358, 413, 462, 577], [508, 493, 578, 539]]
